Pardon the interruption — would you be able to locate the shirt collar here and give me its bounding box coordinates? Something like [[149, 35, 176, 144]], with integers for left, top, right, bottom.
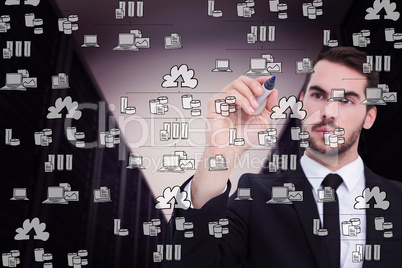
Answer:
[[300, 153, 364, 192]]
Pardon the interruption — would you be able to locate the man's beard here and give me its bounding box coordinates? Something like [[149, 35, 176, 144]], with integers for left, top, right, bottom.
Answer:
[[306, 119, 362, 156]]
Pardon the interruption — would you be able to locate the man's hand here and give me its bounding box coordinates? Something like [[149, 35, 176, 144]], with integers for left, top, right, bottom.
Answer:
[[191, 75, 278, 208]]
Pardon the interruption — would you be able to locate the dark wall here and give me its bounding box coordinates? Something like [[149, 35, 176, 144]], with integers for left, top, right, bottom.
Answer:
[[0, 1, 164, 267], [339, 1, 402, 182]]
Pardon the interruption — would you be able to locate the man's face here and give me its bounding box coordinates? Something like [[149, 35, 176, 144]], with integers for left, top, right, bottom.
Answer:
[[300, 59, 376, 157]]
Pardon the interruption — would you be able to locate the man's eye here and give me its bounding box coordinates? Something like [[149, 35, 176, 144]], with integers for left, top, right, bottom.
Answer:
[[311, 93, 323, 99], [343, 98, 353, 104]]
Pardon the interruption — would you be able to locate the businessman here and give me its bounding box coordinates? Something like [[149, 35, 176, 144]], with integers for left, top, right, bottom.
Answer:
[[168, 47, 402, 267]]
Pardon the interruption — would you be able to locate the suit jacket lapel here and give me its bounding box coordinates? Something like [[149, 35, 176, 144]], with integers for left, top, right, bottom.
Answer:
[[363, 166, 386, 267], [284, 167, 331, 268]]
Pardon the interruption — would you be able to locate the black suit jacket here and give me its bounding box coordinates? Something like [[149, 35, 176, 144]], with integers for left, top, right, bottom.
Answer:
[[167, 165, 402, 268]]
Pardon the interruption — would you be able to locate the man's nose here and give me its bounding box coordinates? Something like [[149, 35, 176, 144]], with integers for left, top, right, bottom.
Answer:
[[322, 101, 339, 119]]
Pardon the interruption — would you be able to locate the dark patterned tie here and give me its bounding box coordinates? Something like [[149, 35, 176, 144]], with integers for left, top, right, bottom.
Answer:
[[322, 173, 344, 268]]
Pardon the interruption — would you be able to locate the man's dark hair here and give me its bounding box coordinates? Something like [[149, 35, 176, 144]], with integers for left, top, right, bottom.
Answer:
[[261, 47, 379, 174], [300, 46, 379, 98]]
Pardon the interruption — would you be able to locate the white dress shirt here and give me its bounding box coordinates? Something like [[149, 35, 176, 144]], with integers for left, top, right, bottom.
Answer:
[[300, 154, 366, 268]]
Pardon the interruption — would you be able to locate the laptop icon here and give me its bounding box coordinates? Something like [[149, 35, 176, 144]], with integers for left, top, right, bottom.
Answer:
[[158, 155, 184, 173], [208, 155, 228, 171], [126, 155, 145, 169], [245, 58, 270, 76], [317, 187, 336, 202], [1, 73, 26, 90], [360, 88, 386, 105], [51, 73, 70, 89], [164, 33, 182, 49], [93, 187, 112, 202], [10, 188, 29, 201], [266, 186, 292, 204], [328, 88, 347, 102], [113, 33, 139, 51], [212, 59, 233, 72], [42, 186, 68, 204], [81, 35, 100, 47], [235, 188, 253, 200]]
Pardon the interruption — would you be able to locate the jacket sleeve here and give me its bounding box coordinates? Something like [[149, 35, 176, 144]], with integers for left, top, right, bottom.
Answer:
[[165, 174, 252, 268]]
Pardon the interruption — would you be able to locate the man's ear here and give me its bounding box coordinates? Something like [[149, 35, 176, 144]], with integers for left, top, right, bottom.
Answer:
[[299, 91, 304, 101], [363, 106, 377, 129]]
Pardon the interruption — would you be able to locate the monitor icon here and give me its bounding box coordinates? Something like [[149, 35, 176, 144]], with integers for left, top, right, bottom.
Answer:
[[1, 73, 26, 90], [81, 35, 100, 47], [360, 88, 386, 105], [42, 186, 68, 204], [126, 154, 145, 169], [234, 188, 253, 201], [113, 33, 139, 51], [11, 188, 29, 201], [212, 59, 232, 72], [328, 88, 347, 102], [266, 186, 292, 204], [245, 58, 270, 76], [158, 155, 184, 173]]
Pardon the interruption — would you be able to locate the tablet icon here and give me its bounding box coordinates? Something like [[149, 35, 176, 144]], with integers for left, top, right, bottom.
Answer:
[[208, 155, 228, 171], [51, 73, 69, 89], [317, 187, 336, 202], [93, 187, 112, 203], [295, 57, 314, 74], [164, 33, 182, 49]]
